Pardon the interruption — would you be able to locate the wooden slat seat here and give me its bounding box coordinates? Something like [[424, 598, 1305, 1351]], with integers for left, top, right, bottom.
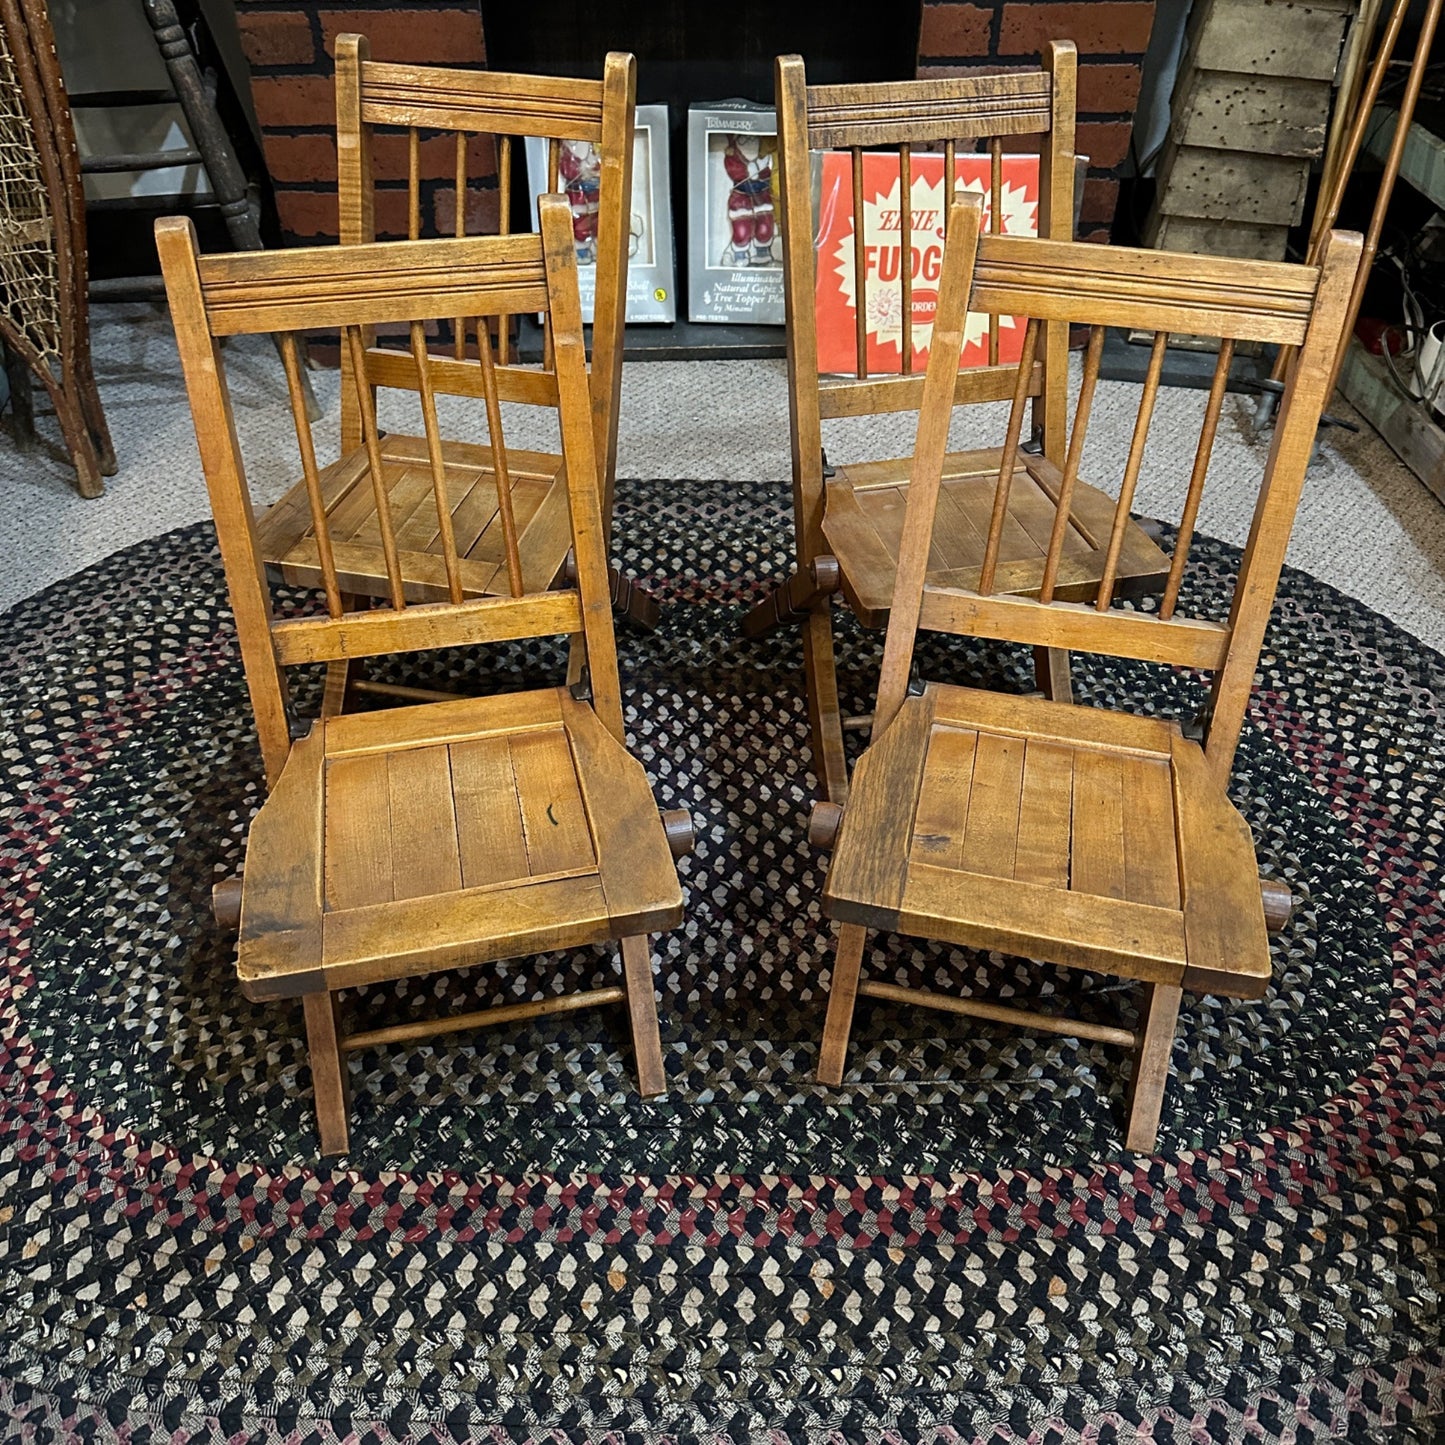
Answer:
[[238, 687, 683, 1000], [822, 449, 1169, 626], [822, 684, 1268, 997], [257, 433, 572, 603]]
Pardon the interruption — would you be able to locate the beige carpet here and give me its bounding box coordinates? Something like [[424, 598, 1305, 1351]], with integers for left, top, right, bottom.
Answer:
[[3, 301, 1444, 651]]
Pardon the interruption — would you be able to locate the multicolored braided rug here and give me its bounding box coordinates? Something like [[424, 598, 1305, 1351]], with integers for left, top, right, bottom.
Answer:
[[0, 479, 1441, 1441]]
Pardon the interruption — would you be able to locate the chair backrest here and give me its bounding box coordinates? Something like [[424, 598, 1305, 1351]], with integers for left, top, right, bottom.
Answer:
[[777, 46, 1076, 563], [156, 196, 624, 792], [334, 36, 637, 524], [875, 199, 1361, 788]]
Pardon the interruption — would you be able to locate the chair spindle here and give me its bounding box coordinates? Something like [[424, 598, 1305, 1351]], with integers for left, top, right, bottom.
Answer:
[[343, 324, 406, 609], [943, 140, 956, 217], [977, 316, 1041, 595], [1161, 338, 1235, 620], [988, 137, 1003, 366], [543, 138, 560, 371], [279, 332, 343, 619], [453, 130, 468, 361], [409, 321, 465, 604], [407, 127, 421, 241], [1096, 329, 1167, 611], [851, 147, 867, 378], [476, 321, 525, 597], [1039, 323, 1105, 604], [497, 134, 512, 365], [899, 143, 912, 373]]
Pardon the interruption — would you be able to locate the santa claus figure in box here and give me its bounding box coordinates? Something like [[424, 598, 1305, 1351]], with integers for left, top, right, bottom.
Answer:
[[721, 133, 777, 266], [559, 140, 603, 265]]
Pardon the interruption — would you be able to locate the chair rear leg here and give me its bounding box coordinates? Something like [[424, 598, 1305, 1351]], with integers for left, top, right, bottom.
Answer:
[[619, 934, 666, 1097], [1034, 646, 1073, 704], [302, 991, 351, 1156], [817, 923, 868, 1085], [804, 604, 850, 804], [1124, 981, 1182, 1153]]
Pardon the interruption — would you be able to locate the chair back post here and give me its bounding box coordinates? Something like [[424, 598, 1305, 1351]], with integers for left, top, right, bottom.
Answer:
[[872, 197, 984, 735], [588, 51, 637, 537], [540, 194, 628, 745], [776, 54, 826, 571], [155, 216, 295, 787], [336, 32, 373, 454], [1034, 39, 1077, 464], [1202, 226, 1362, 783]]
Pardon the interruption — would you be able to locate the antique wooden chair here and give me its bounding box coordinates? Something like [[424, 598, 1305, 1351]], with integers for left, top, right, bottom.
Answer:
[[254, 38, 658, 706], [742, 47, 1170, 803], [157, 197, 689, 1156], [811, 196, 1359, 1153]]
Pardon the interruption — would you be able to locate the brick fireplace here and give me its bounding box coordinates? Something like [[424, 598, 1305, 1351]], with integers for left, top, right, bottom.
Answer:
[[235, 0, 1154, 248], [915, 2, 1157, 242]]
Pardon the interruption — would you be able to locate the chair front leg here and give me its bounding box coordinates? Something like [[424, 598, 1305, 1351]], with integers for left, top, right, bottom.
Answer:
[[817, 922, 868, 1085], [620, 934, 666, 1097], [1034, 646, 1073, 704], [1124, 981, 1182, 1153], [303, 990, 351, 1156], [804, 604, 850, 805]]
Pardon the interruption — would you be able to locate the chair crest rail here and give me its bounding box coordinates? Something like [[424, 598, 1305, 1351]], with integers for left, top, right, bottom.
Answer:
[[359, 59, 606, 140]]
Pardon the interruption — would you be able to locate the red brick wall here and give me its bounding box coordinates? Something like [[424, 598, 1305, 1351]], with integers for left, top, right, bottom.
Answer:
[[235, 2, 490, 245], [916, 1, 1156, 241]]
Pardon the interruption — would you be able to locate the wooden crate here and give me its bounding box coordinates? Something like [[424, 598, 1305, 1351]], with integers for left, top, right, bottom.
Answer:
[[1145, 211, 1291, 261], [1182, 0, 1354, 81], [1153, 137, 1311, 227], [1168, 69, 1332, 157]]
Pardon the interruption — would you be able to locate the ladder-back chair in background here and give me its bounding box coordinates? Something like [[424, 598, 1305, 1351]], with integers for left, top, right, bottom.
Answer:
[[743, 47, 1170, 804], [811, 197, 1359, 1153], [158, 198, 690, 1156], [255, 38, 658, 718]]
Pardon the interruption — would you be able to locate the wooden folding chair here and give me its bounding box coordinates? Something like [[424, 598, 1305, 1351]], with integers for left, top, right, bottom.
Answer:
[[254, 38, 659, 711], [743, 47, 1171, 804], [811, 197, 1360, 1153], [157, 197, 689, 1156]]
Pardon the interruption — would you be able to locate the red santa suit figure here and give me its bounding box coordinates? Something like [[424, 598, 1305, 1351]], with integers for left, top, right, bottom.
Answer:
[[722, 133, 777, 266], [558, 140, 602, 265]]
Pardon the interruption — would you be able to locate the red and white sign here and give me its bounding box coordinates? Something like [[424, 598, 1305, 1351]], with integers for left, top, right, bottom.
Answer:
[[814, 151, 1040, 375]]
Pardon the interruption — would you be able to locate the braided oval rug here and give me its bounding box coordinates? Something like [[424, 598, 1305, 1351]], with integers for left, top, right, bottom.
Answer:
[[0, 479, 1441, 1442]]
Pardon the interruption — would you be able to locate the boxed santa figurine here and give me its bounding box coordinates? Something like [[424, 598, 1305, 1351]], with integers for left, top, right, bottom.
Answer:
[[686, 100, 785, 325], [526, 104, 676, 324], [812, 150, 1040, 374]]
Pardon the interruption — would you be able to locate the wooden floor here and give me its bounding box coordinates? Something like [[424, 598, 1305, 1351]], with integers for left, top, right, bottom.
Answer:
[[824, 684, 1271, 996], [822, 448, 1171, 625], [255, 433, 572, 602]]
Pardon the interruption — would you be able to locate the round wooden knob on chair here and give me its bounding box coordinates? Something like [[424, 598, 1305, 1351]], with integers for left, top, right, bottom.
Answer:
[[660, 809, 694, 859], [1259, 877, 1294, 934], [809, 801, 844, 851], [212, 876, 243, 931]]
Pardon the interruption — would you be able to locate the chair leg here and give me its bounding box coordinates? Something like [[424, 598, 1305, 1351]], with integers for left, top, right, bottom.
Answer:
[[1034, 646, 1073, 704], [804, 604, 850, 804], [302, 991, 351, 1156], [2, 342, 36, 451], [619, 934, 666, 1098], [1124, 981, 1182, 1153], [320, 660, 355, 719], [817, 923, 868, 1086]]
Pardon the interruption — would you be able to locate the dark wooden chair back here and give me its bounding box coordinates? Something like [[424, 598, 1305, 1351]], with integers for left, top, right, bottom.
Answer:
[[777, 46, 1077, 559], [876, 200, 1362, 788], [156, 196, 624, 791], [334, 37, 636, 519]]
